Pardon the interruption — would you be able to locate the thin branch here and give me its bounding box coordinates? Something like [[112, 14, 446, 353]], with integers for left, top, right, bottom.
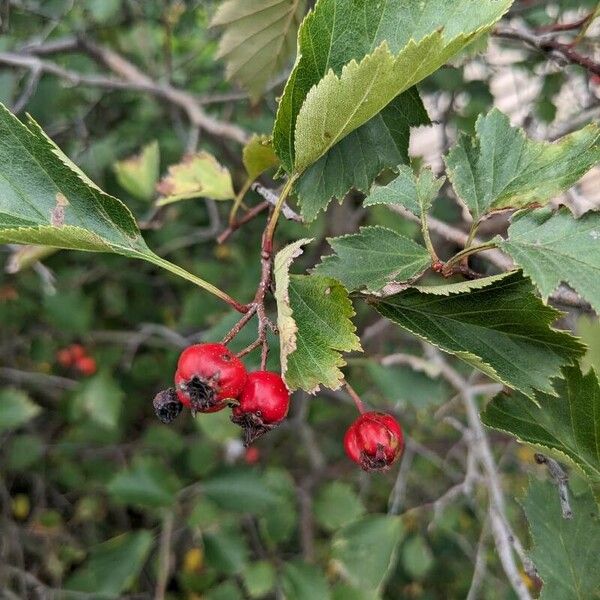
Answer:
[[0, 47, 248, 144], [154, 511, 175, 600], [385, 204, 592, 310], [534, 453, 573, 519], [494, 25, 600, 76]]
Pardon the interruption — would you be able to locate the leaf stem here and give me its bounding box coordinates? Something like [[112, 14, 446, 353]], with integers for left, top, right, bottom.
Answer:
[[146, 253, 249, 313], [228, 177, 254, 226], [345, 381, 366, 414], [264, 175, 298, 251], [420, 211, 439, 263], [442, 241, 497, 276]]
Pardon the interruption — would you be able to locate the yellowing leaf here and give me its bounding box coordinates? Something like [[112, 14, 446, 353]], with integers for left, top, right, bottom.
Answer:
[[274, 240, 361, 393], [243, 135, 280, 180], [113, 140, 160, 202], [212, 0, 306, 101], [156, 151, 235, 206]]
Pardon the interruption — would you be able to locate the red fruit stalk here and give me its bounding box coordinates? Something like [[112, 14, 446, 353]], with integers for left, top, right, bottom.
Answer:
[[231, 371, 290, 445], [175, 343, 247, 413], [344, 412, 404, 472]]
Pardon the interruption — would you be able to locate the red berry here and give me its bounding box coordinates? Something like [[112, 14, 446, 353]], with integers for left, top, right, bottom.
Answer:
[[69, 344, 86, 361], [56, 348, 73, 368], [231, 371, 290, 445], [175, 343, 247, 412], [344, 412, 404, 472], [244, 446, 260, 464], [76, 356, 97, 376]]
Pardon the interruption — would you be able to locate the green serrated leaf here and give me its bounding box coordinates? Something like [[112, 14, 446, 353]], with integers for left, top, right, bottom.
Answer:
[[65, 531, 153, 598], [242, 134, 280, 180], [313, 226, 430, 292], [275, 241, 362, 392], [0, 389, 41, 433], [372, 271, 585, 398], [113, 140, 160, 202], [281, 561, 331, 600], [497, 207, 600, 313], [204, 529, 249, 575], [445, 109, 600, 221], [211, 0, 306, 102], [0, 104, 234, 298], [483, 365, 600, 498], [331, 515, 403, 592], [243, 561, 276, 598], [201, 469, 280, 514], [521, 479, 600, 599], [156, 151, 234, 205], [363, 165, 444, 218], [274, 0, 511, 174], [314, 482, 365, 532], [294, 88, 429, 221], [73, 372, 123, 431]]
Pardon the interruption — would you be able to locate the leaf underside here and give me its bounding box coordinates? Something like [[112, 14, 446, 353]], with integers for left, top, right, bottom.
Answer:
[[212, 0, 307, 101]]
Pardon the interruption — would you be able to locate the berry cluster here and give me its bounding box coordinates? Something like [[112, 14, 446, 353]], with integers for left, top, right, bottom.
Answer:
[[153, 343, 405, 472], [153, 343, 290, 445], [56, 344, 97, 376]]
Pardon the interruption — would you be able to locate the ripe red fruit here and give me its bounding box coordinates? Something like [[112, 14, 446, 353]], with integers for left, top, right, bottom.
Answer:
[[76, 356, 97, 376], [175, 343, 247, 412], [344, 412, 404, 471], [231, 371, 290, 445], [69, 344, 86, 361], [56, 348, 73, 368]]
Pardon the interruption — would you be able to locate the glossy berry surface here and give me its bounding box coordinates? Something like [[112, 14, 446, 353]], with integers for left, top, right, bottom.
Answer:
[[231, 371, 290, 445], [344, 412, 404, 472], [175, 343, 247, 412]]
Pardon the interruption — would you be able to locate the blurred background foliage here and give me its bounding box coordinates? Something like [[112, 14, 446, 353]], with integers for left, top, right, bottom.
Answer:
[[0, 1, 599, 598]]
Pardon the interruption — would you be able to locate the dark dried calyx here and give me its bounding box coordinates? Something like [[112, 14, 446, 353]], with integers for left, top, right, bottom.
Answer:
[[359, 444, 391, 472], [185, 376, 219, 411], [231, 411, 277, 447], [153, 388, 183, 424]]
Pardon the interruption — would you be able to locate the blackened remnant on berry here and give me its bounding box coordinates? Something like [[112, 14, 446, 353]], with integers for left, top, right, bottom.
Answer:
[[360, 444, 391, 472], [153, 388, 182, 424], [230, 410, 276, 446], [186, 376, 218, 411]]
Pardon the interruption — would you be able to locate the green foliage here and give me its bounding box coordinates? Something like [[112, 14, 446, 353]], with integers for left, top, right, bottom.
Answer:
[[274, 240, 361, 392], [498, 207, 600, 313], [483, 365, 600, 498], [521, 479, 600, 599], [445, 109, 600, 221], [212, 0, 306, 102], [363, 165, 444, 218], [314, 226, 430, 293], [281, 561, 331, 600], [331, 515, 403, 592], [0, 388, 41, 433], [373, 272, 585, 397], [314, 482, 365, 531], [65, 531, 153, 598], [274, 0, 510, 172]]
